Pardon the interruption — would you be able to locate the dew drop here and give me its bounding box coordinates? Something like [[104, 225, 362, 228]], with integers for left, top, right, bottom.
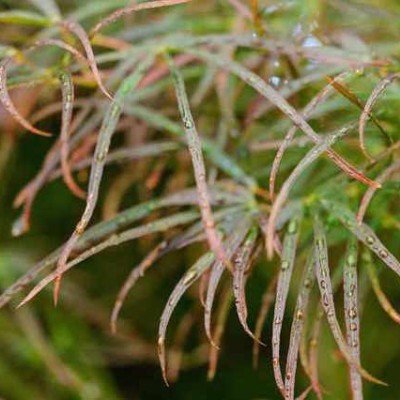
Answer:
[[379, 249, 388, 258], [183, 118, 193, 129], [350, 322, 357, 331], [268, 75, 281, 88], [366, 236, 375, 245]]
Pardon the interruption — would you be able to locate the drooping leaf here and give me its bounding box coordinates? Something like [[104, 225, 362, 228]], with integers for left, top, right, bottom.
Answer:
[[313, 213, 384, 386], [158, 251, 215, 385], [207, 282, 232, 381], [204, 218, 252, 345], [54, 55, 154, 303], [0, 59, 51, 137], [59, 70, 86, 199], [343, 238, 363, 400], [357, 161, 400, 223], [167, 53, 230, 272], [284, 253, 315, 400], [232, 226, 259, 340], [59, 20, 113, 100], [272, 214, 301, 396]]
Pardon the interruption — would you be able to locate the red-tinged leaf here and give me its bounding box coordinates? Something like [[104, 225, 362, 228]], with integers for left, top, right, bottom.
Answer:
[[111, 241, 168, 334], [0, 59, 51, 137], [59, 20, 113, 100], [158, 252, 215, 385], [90, 0, 192, 38], [59, 70, 86, 199], [204, 219, 252, 345], [232, 226, 259, 341], [270, 72, 348, 200]]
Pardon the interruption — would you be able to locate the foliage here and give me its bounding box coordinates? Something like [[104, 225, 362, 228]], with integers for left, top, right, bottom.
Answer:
[[1, 0, 400, 399]]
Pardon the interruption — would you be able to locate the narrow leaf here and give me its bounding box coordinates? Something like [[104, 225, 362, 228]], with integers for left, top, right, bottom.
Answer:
[[313, 214, 385, 386], [167, 53, 230, 272], [272, 214, 301, 395], [343, 238, 363, 400], [19, 211, 199, 308], [187, 49, 379, 191], [111, 241, 169, 334], [270, 72, 348, 200], [232, 226, 259, 340], [59, 20, 113, 100], [284, 253, 315, 400], [158, 251, 215, 385], [253, 274, 278, 369], [54, 55, 154, 303], [90, 0, 191, 38], [59, 70, 85, 199], [204, 218, 252, 345], [0, 59, 51, 137]]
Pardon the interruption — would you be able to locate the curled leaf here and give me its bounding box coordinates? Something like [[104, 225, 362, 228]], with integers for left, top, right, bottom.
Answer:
[[0, 59, 51, 137], [270, 72, 348, 200], [59, 20, 113, 100], [232, 226, 259, 341], [187, 49, 380, 194], [59, 70, 85, 199], [204, 218, 252, 345], [158, 251, 215, 385]]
